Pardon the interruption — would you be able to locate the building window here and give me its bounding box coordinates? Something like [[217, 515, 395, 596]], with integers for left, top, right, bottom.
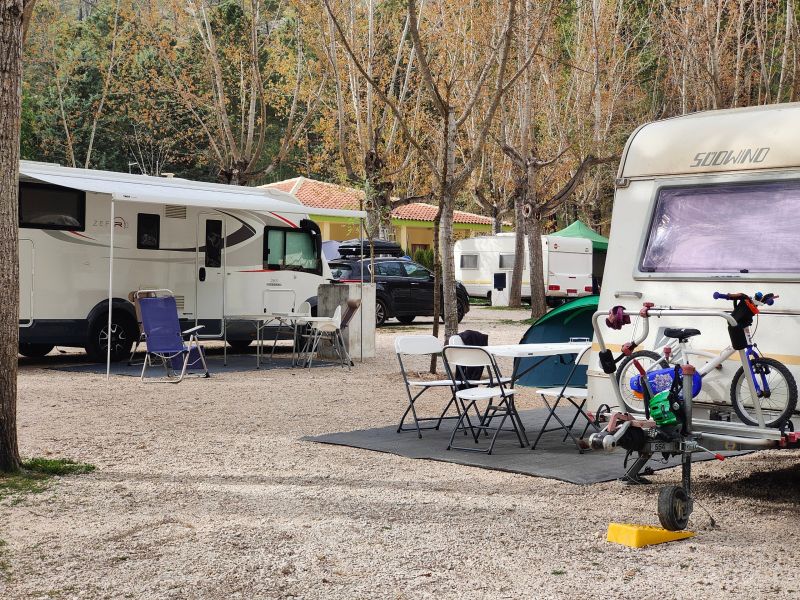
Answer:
[[19, 182, 85, 231], [460, 254, 478, 269], [137, 213, 160, 249], [641, 180, 800, 275], [499, 254, 515, 269]]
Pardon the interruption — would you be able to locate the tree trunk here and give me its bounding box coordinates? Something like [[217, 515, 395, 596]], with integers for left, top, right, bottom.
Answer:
[[0, 0, 24, 474], [440, 111, 459, 339], [429, 207, 442, 373], [526, 215, 546, 320], [508, 193, 525, 307]]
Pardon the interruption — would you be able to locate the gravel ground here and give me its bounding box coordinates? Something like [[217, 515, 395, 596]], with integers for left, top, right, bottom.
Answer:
[[1, 306, 799, 599]]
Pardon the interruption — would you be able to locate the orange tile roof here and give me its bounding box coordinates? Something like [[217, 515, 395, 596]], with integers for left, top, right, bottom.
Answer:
[[263, 177, 494, 225]]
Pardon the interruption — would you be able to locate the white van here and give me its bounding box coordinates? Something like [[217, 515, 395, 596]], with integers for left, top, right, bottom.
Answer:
[[588, 102, 800, 411], [454, 233, 593, 302], [17, 161, 363, 361]]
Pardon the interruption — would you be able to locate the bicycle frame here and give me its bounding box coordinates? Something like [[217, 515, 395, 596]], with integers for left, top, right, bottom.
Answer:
[[593, 306, 770, 429], [647, 324, 771, 426]]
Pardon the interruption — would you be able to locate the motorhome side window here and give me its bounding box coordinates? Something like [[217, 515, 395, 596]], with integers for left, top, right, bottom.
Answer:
[[499, 254, 515, 269], [137, 213, 160, 249], [263, 226, 320, 274], [460, 254, 478, 269], [18, 182, 85, 231], [640, 180, 800, 275]]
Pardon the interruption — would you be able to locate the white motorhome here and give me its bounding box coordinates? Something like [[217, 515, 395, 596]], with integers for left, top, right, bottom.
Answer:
[[17, 161, 364, 361], [588, 102, 800, 411], [454, 233, 594, 303]]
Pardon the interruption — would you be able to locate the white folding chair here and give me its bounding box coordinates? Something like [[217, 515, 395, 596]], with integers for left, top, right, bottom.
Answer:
[[305, 306, 350, 368], [442, 345, 529, 454], [448, 335, 511, 386], [395, 335, 481, 438], [263, 288, 297, 359], [530, 346, 597, 453]]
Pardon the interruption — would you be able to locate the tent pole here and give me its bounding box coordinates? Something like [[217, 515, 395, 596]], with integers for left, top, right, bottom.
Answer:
[[359, 217, 364, 363], [106, 199, 114, 379]]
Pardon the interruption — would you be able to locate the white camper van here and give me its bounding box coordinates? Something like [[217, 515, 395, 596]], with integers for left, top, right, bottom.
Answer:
[[454, 233, 593, 303], [16, 161, 364, 361], [588, 103, 800, 412]]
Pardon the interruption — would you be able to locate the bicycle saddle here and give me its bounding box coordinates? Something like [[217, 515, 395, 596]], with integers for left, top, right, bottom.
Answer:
[[663, 328, 701, 340]]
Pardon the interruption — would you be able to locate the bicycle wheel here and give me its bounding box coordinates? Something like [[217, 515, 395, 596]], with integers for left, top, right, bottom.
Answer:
[[615, 350, 668, 414], [730, 357, 798, 428]]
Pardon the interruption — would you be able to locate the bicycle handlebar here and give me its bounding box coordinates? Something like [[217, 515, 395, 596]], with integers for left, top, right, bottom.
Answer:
[[713, 291, 776, 306]]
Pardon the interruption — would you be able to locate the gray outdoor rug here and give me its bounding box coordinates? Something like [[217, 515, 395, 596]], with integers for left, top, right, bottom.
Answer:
[[305, 408, 749, 485]]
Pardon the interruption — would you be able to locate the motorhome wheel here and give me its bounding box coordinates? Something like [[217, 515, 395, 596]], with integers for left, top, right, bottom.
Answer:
[[86, 312, 136, 362]]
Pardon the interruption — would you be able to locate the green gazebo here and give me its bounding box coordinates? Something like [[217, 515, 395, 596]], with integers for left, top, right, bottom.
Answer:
[[550, 220, 608, 284], [550, 219, 608, 251]]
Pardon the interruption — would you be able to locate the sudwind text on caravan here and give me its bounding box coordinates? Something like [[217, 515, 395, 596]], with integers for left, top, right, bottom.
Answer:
[[690, 147, 770, 168]]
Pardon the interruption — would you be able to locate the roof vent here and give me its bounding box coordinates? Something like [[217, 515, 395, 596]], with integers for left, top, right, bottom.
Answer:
[[165, 205, 187, 219]]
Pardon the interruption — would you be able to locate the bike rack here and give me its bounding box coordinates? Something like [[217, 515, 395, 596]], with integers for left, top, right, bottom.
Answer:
[[591, 307, 785, 447]]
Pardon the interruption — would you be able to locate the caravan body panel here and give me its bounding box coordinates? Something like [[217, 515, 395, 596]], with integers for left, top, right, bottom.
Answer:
[[454, 233, 592, 300], [589, 102, 800, 411]]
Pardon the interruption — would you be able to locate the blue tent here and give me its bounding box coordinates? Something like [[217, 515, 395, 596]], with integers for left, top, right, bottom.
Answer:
[[512, 296, 599, 388]]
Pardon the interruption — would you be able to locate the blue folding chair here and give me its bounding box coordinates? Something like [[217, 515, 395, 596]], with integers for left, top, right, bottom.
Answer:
[[139, 295, 209, 383]]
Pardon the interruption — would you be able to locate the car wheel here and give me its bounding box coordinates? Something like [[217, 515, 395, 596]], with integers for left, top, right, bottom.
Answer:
[[375, 299, 388, 327], [18, 343, 55, 358], [457, 300, 467, 323], [397, 315, 415, 325], [86, 311, 136, 362]]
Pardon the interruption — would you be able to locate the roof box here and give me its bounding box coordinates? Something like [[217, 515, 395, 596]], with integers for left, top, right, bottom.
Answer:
[[338, 238, 404, 258]]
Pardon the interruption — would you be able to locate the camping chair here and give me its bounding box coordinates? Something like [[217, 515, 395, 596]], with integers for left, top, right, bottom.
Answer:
[[395, 335, 480, 438], [139, 295, 209, 383], [128, 289, 168, 366], [442, 345, 529, 454], [530, 345, 598, 453]]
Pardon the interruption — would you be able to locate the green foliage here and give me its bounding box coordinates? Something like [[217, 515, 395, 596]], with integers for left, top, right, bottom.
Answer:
[[0, 458, 95, 502], [412, 247, 434, 270]]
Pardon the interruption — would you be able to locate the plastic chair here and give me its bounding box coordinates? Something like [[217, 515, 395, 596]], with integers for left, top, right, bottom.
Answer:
[[395, 335, 475, 438], [305, 306, 350, 368], [139, 295, 209, 383], [529, 346, 597, 453], [442, 345, 529, 454], [448, 334, 511, 386], [263, 288, 297, 359]]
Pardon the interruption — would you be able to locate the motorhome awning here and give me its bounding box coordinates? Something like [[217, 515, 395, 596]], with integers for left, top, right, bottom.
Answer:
[[19, 161, 367, 219]]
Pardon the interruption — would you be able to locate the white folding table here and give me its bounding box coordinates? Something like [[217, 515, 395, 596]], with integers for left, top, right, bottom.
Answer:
[[483, 342, 593, 451]]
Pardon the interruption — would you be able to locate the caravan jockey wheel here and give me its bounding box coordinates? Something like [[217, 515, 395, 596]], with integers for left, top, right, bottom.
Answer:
[[658, 485, 691, 531]]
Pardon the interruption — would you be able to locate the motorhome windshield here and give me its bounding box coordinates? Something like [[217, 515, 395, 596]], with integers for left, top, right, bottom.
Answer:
[[641, 180, 800, 275]]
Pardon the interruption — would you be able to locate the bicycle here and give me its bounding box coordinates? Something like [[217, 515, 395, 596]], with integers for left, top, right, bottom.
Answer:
[[615, 292, 797, 428]]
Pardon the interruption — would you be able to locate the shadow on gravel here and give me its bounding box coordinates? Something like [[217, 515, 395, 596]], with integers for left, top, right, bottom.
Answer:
[[698, 455, 800, 505]]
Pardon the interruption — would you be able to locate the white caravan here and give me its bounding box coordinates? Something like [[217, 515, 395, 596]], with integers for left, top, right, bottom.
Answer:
[[17, 161, 364, 361], [588, 102, 800, 412], [454, 233, 593, 302]]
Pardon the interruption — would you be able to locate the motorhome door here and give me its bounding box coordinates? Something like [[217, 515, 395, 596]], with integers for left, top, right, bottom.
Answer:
[[196, 214, 225, 336]]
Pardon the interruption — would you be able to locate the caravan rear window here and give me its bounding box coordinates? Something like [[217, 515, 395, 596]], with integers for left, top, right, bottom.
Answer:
[[19, 182, 85, 231], [640, 180, 800, 275]]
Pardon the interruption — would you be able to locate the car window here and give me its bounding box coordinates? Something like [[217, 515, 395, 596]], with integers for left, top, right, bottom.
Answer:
[[329, 263, 353, 279], [403, 262, 431, 279], [375, 261, 405, 277]]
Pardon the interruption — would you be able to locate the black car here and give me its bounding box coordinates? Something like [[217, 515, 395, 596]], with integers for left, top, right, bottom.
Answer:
[[329, 256, 471, 326]]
